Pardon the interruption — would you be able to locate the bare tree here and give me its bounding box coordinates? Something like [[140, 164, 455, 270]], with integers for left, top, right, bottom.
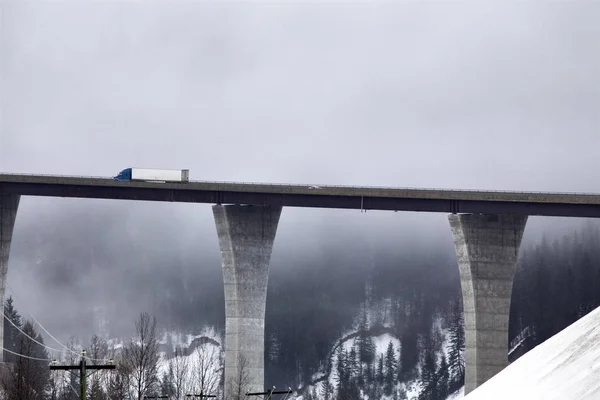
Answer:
[[121, 312, 160, 400], [89, 334, 109, 400], [106, 340, 129, 400], [107, 352, 131, 400], [44, 346, 68, 400], [225, 354, 251, 400], [59, 336, 81, 400], [193, 343, 221, 398], [170, 347, 190, 400]]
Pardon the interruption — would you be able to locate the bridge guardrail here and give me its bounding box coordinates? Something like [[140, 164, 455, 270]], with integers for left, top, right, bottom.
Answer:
[[1, 172, 600, 197]]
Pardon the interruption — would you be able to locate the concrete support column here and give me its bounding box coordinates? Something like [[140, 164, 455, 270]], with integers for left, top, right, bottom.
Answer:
[[0, 194, 20, 364], [213, 204, 282, 397], [448, 213, 527, 394]]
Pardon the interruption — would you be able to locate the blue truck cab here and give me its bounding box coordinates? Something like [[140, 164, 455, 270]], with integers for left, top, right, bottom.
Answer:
[[114, 168, 132, 181]]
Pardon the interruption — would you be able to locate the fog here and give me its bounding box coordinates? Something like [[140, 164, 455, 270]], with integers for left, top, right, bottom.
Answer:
[[1, 1, 599, 342]]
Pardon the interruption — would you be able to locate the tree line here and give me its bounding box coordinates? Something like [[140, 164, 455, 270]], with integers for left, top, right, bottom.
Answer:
[[510, 220, 600, 355], [299, 292, 465, 400], [2, 303, 225, 400], [5, 219, 600, 399], [281, 220, 600, 399]]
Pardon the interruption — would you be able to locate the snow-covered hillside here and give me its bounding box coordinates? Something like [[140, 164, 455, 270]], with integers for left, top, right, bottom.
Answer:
[[155, 326, 223, 394], [100, 299, 465, 400], [100, 326, 223, 397], [466, 305, 600, 399], [291, 301, 465, 400]]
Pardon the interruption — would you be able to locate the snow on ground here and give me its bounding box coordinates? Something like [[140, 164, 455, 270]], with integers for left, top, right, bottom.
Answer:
[[156, 326, 223, 380], [299, 324, 458, 400], [466, 305, 600, 399], [160, 325, 222, 350], [374, 333, 400, 355], [403, 381, 421, 400]]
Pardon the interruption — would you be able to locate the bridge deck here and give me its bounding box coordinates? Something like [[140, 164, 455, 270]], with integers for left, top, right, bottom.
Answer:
[[1, 173, 600, 217]]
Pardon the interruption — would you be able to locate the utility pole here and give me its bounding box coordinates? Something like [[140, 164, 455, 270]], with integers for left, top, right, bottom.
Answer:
[[186, 391, 217, 398], [49, 349, 116, 399]]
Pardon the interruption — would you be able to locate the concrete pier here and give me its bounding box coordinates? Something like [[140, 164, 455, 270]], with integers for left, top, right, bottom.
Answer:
[[213, 204, 282, 397], [448, 213, 528, 394], [0, 195, 20, 363]]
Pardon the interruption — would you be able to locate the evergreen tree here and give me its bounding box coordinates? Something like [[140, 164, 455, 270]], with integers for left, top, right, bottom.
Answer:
[[419, 348, 437, 400], [564, 266, 578, 326], [377, 354, 384, 386], [579, 251, 595, 315], [436, 354, 449, 399], [2, 319, 50, 400], [335, 346, 361, 400], [89, 334, 109, 400], [384, 341, 397, 396], [160, 366, 175, 397], [447, 298, 465, 387], [89, 378, 108, 400], [337, 378, 361, 400], [396, 343, 403, 382], [510, 221, 600, 365], [304, 387, 319, 400], [335, 346, 348, 390], [348, 346, 359, 378], [3, 296, 21, 364], [107, 367, 129, 400], [398, 385, 407, 400], [356, 307, 376, 365], [303, 388, 315, 400], [399, 326, 419, 381], [320, 379, 334, 400]]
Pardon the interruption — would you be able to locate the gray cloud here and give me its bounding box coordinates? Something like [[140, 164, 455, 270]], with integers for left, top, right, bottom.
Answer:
[[1, 1, 599, 341], [2, 1, 599, 189]]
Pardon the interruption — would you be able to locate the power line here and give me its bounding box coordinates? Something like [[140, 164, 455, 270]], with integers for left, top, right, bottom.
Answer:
[[5, 282, 106, 362], [0, 345, 52, 362], [3, 310, 67, 355], [5, 283, 85, 358]]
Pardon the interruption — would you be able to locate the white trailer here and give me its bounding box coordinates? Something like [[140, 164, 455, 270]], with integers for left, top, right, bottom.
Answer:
[[114, 168, 190, 182]]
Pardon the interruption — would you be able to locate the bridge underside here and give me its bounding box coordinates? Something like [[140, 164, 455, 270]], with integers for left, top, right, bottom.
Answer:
[[2, 179, 600, 217]]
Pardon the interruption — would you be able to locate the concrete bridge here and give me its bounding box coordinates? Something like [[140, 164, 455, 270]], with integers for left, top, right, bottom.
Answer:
[[2, 173, 600, 395]]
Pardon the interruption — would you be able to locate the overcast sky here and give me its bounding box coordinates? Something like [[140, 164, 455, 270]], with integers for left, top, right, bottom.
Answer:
[[2, 1, 599, 190], [1, 1, 600, 341]]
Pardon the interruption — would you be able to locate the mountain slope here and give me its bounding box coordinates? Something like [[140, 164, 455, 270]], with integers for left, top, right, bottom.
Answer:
[[466, 304, 600, 399]]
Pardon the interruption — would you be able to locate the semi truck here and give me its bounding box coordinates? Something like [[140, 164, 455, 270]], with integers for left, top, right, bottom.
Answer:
[[113, 168, 190, 183]]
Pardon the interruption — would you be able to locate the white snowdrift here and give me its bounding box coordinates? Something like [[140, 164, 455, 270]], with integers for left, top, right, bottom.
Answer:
[[466, 305, 600, 400]]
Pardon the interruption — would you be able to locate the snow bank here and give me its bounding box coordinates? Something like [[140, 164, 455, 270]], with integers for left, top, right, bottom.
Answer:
[[466, 305, 600, 399]]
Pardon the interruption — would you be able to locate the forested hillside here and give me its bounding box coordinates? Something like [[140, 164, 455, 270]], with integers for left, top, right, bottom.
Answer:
[[264, 236, 462, 396], [510, 220, 600, 354], [5, 217, 600, 399]]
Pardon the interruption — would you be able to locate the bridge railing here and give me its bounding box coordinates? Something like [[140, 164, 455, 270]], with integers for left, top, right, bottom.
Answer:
[[1, 172, 600, 197]]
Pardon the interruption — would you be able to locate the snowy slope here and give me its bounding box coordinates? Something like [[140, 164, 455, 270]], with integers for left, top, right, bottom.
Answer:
[[156, 326, 223, 384], [294, 315, 461, 400], [466, 305, 600, 400], [102, 327, 223, 396]]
